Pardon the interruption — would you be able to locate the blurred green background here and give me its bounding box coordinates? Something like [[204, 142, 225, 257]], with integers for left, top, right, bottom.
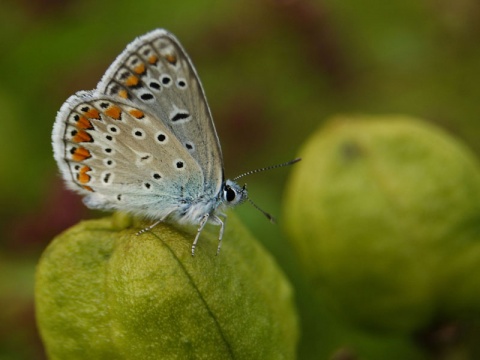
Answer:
[[1, 0, 480, 359]]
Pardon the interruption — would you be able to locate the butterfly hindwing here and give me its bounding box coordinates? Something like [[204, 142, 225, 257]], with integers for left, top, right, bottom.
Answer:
[[52, 91, 204, 219]]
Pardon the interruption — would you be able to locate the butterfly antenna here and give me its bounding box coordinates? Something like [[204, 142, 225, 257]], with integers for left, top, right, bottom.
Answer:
[[235, 158, 300, 224], [247, 196, 277, 224], [232, 158, 301, 181]]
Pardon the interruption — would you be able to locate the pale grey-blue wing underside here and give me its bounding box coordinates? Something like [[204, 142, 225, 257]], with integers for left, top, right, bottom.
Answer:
[[96, 29, 224, 198]]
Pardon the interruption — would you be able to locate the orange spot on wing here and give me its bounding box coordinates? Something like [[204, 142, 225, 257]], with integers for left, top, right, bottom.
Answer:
[[83, 185, 94, 192], [105, 105, 122, 120], [73, 130, 93, 143], [72, 147, 91, 161], [134, 63, 146, 74], [84, 108, 100, 119], [165, 54, 177, 64], [76, 116, 93, 130], [125, 75, 139, 87], [148, 55, 158, 64], [129, 109, 145, 119], [78, 166, 92, 184], [118, 89, 129, 99]]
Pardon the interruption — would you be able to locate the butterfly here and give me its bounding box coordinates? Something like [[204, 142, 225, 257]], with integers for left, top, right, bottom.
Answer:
[[52, 29, 299, 255]]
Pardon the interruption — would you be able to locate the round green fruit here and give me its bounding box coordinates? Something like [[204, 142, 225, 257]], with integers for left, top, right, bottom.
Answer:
[[36, 213, 298, 359], [284, 115, 480, 333]]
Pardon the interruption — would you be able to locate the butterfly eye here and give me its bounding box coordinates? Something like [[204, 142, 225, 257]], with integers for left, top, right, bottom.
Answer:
[[224, 186, 236, 202]]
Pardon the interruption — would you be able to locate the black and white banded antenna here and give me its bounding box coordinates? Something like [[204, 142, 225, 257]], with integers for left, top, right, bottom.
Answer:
[[234, 158, 301, 223], [232, 158, 301, 181]]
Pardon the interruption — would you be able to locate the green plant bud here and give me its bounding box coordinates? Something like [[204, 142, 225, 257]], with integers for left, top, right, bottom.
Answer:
[[284, 115, 480, 333], [36, 213, 298, 359]]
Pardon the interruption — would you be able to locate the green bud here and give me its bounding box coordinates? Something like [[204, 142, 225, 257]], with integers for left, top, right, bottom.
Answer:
[[36, 213, 298, 359], [284, 115, 480, 333]]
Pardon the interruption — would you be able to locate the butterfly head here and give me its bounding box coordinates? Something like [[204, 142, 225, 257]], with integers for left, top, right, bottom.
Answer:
[[219, 158, 301, 222], [222, 180, 248, 207]]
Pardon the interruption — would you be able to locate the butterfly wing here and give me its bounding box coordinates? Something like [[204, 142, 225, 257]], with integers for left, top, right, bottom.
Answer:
[[53, 29, 226, 221], [96, 29, 224, 196], [52, 91, 204, 220]]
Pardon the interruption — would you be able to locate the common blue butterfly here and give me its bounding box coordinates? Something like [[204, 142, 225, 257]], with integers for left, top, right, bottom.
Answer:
[[52, 29, 299, 255]]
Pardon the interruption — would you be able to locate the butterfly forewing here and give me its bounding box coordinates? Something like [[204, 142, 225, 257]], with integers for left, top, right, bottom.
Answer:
[[96, 29, 224, 198]]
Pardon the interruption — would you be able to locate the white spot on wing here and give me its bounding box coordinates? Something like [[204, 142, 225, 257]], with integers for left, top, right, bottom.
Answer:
[[103, 158, 116, 168], [176, 78, 187, 89], [155, 131, 168, 144], [135, 152, 153, 166], [108, 125, 120, 134], [132, 128, 146, 139], [160, 74, 172, 87]]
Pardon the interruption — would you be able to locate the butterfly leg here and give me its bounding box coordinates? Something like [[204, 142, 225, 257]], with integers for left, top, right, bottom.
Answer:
[[136, 221, 161, 235], [211, 213, 227, 256], [192, 213, 209, 256], [136, 214, 170, 236]]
